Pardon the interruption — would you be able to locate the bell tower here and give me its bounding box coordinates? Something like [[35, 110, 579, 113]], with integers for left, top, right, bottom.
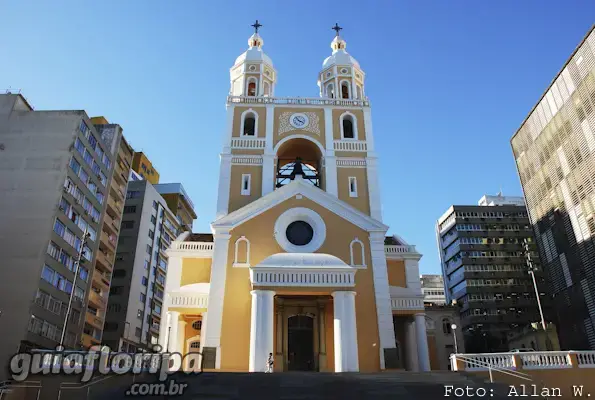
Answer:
[[229, 20, 277, 97]]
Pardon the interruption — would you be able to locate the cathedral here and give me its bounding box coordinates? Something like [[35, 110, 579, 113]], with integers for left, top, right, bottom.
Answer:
[[159, 22, 431, 373]]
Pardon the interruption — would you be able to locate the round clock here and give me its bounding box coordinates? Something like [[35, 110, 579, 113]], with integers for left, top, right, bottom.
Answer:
[[289, 113, 309, 129]]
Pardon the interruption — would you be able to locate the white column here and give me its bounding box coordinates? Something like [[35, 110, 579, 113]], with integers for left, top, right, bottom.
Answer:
[[332, 291, 359, 372], [202, 231, 231, 369], [368, 231, 397, 370], [222, 104, 235, 153], [262, 154, 275, 196], [168, 311, 180, 353], [323, 108, 338, 196], [215, 154, 233, 220], [158, 311, 171, 351], [177, 320, 187, 355], [405, 318, 419, 371], [249, 290, 275, 372], [415, 313, 431, 371], [198, 311, 207, 358], [366, 156, 383, 221], [363, 108, 376, 153]]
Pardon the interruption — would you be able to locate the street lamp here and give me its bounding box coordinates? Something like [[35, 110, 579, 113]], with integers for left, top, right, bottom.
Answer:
[[451, 324, 459, 354], [522, 239, 547, 338], [59, 229, 91, 349]]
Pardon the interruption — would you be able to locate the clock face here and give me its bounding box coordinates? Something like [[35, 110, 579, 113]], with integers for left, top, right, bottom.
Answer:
[[290, 113, 309, 129]]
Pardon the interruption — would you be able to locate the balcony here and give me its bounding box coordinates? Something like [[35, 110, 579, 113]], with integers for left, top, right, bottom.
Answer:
[[155, 274, 166, 288], [150, 323, 160, 333], [96, 250, 113, 271], [88, 290, 107, 309], [93, 269, 111, 290], [85, 312, 104, 330], [100, 230, 117, 251], [227, 95, 370, 107], [102, 212, 120, 236], [106, 196, 123, 217], [81, 333, 100, 348]]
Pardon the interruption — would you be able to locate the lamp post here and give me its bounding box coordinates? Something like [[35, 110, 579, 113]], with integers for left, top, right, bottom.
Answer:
[[523, 239, 547, 333], [59, 229, 91, 349], [451, 323, 459, 354]]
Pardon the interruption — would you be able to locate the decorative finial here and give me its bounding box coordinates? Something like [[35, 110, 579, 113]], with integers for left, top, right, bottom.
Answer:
[[332, 22, 342, 37], [252, 20, 263, 34]]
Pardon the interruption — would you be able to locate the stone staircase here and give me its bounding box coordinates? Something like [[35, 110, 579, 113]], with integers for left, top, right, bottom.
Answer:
[[0, 371, 531, 400]]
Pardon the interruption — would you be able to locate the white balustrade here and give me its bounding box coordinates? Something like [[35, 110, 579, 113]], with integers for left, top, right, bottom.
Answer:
[[171, 242, 214, 251], [520, 352, 572, 369], [231, 155, 263, 165], [250, 269, 355, 287], [227, 95, 370, 107], [230, 138, 266, 149], [336, 158, 367, 168], [333, 140, 368, 152], [168, 292, 209, 308], [576, 351, 595, 368], [463, 354, 515, 371], [385, 245, 417, 254], [391, 297, 424, 311]]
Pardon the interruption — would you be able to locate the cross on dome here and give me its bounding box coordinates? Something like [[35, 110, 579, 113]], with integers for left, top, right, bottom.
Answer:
[[332, 23, 342, 37], [251, 20, 262, 34]]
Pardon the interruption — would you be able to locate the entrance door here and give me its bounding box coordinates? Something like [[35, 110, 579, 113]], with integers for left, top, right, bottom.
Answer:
[[287, 315, 315, 371]]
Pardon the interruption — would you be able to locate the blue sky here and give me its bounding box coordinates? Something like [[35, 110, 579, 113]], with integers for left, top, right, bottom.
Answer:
[[2, 1, 594, 274]]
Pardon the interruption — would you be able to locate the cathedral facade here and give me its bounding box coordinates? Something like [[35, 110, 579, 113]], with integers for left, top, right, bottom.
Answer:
[[158, 25, 431, 373]]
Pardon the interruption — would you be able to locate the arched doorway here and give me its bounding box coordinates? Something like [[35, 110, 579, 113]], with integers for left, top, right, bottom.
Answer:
[[287, 315, 315, 371], [275, 138, 323, 188]]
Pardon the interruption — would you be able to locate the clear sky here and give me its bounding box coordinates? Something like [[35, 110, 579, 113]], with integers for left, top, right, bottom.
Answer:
[[2, 1, 594, 274]]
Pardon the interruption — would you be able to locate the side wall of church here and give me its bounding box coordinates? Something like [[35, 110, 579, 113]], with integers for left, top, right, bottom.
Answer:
[[217, 196, 382, 372], [336, 166, 370, 215]]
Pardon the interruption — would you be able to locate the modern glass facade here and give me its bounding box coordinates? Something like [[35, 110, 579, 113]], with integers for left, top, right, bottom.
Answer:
[[511, 26, 595, 350]]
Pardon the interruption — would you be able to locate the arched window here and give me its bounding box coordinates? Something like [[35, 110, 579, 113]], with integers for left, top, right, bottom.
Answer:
[[356, 85, 362, 99], [326, 84, 335, 99], [263, 82, 270, 97], [350, 238, 366, 267], [341, 81, 350, 99], [247, 79, 257, 96], [234, 236, 250, 267], [442, 318, 452, 335], [342, 115, 355, 139], [242, 113, 256, 136]]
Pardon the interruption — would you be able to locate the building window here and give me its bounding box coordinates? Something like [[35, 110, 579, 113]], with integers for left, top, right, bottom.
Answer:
[[148, 229, 155, 239], [247, 79, 257, 96], [263, 81, 270, 96], [141, 277, 148, 286], [241, 174, 251, 196], [442, 318, 452, 335], [326, 83, 335, 99], [153, 200, 158, 210], [144, 260, 149, 270], [192, 320, 202, 330], [348, 177, 358, 198], [69, 157, 81, 175], [242, 111, 256, 136], [137, 309, 143, 319], [341, 113, 356, 139], [151, 215, 157, 224], [341, 81, 350, 99], [146, 245, 152, 255], [140, 293, 146, 303], [126, 191, 141, 199], [135, 327, 142, 338], [356, 85, 362, 99], [123, 206, 136, 214], [122, 221, 134, 229]]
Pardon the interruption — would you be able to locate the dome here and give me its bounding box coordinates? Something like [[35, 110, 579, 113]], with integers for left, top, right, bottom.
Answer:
[[256, 253, 352, 269], [322, 36, 360, 69], [234, 33, 273, 67]]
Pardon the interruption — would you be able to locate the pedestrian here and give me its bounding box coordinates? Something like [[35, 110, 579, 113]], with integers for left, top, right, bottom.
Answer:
[[266, 353, 274, 373]]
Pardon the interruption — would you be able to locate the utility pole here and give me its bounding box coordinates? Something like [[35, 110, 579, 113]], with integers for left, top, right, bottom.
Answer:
[[59, 229, 91, 349], [523, 238, 548, 333]]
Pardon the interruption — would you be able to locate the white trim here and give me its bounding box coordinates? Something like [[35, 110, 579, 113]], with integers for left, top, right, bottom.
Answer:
[[356, 85, 362, 100], [241, 174, 251, 196], [233, 236, 250, 267], [212, 175, 388, 232], [273, 134, 325, 157], [231, 155, 262, 166], [348, 176, 358, 198], [261, 154, 275, 196], [366, 156, 382, 221], [215, 154, 232, 220], [349, 238, 366, 268], [273, 207, 326, 253], [336, 158, 366, 168], [240, 108, 259, 137], [326, 83, 335, 99], [245, 76, 258, 97], [263, 81, 270, 96], [340, 112, 358, 140], [339, 79, 352, 99]]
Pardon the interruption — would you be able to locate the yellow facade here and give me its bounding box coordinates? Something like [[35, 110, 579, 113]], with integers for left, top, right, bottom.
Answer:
[[160, 27, 429, 374], [132, 151, 160, 184]]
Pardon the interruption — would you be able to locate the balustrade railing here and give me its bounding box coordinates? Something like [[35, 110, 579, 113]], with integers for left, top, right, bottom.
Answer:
[[577, 351, 595, 367], [333, 140, 368, 152], [227, 95, 370, 107], [385, 245, 417, 254], [250, 270, 355, 287], [169, 293, 209, 308], [171, 242, 214, 252], [519, 351, 572, 369], [230, 138, 266, 149], [391, 297, 424, 310]]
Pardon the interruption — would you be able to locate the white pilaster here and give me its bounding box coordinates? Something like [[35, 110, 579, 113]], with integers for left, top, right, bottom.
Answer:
[[177, 320, 187, 354], [262, 154, 275, 196], [366, 156, 382, 221], [323, 108, 338, 196], [158, 311, 171, 351], [222, 104, 235, 153], [249, 290, 275, 372], [168, 311, 180, 354], [202, 231, 231, 369], [368, 231, 397, 370], [415, 313, 431, 371], [404, 259, 422, 291], [215, 154, 233, 220], [363, 108, 375, 153], [332, 291, 359, 372], [405, 318, 419, 371], [199, 311, 207, 358]]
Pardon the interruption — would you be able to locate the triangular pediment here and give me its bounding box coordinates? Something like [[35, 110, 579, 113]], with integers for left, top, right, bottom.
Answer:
[[212, 177, 388, 232]]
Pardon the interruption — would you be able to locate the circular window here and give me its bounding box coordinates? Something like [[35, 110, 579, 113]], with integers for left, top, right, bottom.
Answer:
[[286, 221, 314, 246], [249, 65, 256, 71], [274, 208, 326, 253], [341, 68, 348, 74], [326, 72, 331, 77]]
